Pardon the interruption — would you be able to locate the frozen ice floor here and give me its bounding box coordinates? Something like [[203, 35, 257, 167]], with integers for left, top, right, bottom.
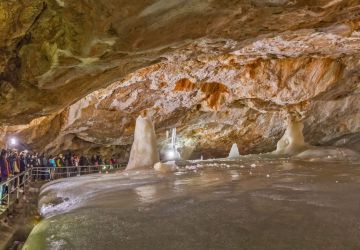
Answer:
[[23, 158, 360, 250]]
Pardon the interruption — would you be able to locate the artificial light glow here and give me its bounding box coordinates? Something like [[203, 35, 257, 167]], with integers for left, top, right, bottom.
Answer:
[[166, 150, 175, 159], [10, 138, 17, 145]]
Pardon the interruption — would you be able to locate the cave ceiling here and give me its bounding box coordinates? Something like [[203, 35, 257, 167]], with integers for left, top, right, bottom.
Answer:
[[1, 0, 360, 158]]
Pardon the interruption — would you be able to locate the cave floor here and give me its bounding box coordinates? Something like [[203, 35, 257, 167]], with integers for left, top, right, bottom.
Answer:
[[23, 158, 360, 250]]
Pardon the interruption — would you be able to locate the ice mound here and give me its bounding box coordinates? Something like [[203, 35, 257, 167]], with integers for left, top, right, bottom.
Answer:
[[270, 116, 360, 161], [154, 161, 178, 173], [38, 172, 161, 218], [228, 143, 241, 158], [274, 119, 308, 155], [296, 147, 360, 161], [126, 116, 160, 170]]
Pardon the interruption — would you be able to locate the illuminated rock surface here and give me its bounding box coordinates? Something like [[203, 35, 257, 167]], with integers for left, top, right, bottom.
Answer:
[[3, 1, 360, 248], [0, 1, 360, 157]]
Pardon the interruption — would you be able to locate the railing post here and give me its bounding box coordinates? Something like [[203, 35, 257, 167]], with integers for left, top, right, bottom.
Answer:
[[7, 181, 10, 209], [0, 183, 2, 206], [24, 172, 27, 194], [16, 176, 19, 200]]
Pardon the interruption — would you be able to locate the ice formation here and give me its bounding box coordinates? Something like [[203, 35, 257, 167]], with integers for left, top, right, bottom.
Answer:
[[170, 128, 181, 159], [228, 143, 241, 158], [126, 116, 160, 170], [154, 161, 178, 173], [270, 117, 360, 161], [296, 147, 360, 161], [274, 119, 308, 155], [162, 128, 181, 161], [24, 158, 360, 250], [171, 128, 176, 147]]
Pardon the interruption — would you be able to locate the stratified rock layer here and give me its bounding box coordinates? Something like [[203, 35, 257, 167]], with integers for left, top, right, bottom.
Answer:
[[1, 0, 360, 159]]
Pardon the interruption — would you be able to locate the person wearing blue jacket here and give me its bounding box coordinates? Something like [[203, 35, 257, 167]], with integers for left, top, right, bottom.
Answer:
[[49, 155, 56, 180]]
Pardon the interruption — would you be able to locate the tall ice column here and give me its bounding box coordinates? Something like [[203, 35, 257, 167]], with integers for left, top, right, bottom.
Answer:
[[126, 116, 159, 170]]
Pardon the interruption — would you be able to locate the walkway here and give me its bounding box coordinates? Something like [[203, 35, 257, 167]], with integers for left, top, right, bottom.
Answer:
[[0, 164, 125, 217]]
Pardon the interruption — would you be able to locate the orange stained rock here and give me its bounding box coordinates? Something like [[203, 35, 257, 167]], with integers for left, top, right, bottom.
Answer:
[[174, 78, 197, 91], [200, 82, 229, 110]]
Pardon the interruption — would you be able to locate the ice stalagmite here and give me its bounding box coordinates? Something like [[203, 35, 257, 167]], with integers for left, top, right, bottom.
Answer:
[[170, 128, 181, 160], [228, 143, 241, 158], [274, 118, 308, 155], [161, 128, 181, 161], [126, 116, 160, 170]]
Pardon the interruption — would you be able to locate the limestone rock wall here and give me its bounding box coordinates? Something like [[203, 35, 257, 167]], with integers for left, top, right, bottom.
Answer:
[[1, 0, 360, 159]]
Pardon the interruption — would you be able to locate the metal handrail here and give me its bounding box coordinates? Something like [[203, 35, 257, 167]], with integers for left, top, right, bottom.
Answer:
[[0, 164, 125, 214], [30, 164, 125, 178], [0, 169, 31, 213]]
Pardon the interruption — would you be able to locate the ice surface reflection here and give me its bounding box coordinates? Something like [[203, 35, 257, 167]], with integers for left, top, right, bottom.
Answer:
[[134, 185, 157, 203], [24, 158, 360, 250]]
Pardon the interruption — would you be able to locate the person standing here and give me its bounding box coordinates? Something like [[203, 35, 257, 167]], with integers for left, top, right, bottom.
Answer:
[[19, 152, 27, 187], [0, 149, 10, 205], [13, 152, 20, 175], [96, 155, 103, 165], [91, 155, 97, 165], [7, 151, 14, 176], [12, 152, 20, 189], [74, 154, 79, 167], [56, 154, 65, 177], [49, 155, 56, 180], [41, 154, 50, 180], [19, 152, 27, 172], [79, 155, 85, 166], [25, 153, 31, 168]]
